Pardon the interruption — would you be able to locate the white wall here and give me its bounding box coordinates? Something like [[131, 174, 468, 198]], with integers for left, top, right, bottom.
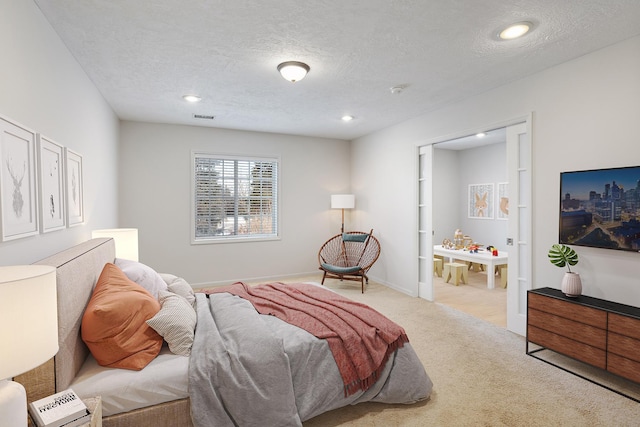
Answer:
[[118, 121, 350, 286], [0, 0, 119, 265], [350, 128, 418, 291], [352, 35, 640, 306], [433, 143, 507, 249], [432, 149, 458, 245], [457, 143, 507, 250]]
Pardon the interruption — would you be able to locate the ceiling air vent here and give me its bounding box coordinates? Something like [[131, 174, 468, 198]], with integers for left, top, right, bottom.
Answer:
[[193, 114, 215, 120]]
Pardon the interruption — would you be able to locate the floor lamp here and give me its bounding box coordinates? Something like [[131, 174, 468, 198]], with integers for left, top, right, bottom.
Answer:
[[0, 265, 58, 427], [331, 194, 355, 233]]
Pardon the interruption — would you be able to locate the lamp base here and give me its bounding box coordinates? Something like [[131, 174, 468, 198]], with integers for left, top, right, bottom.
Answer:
[[0, 379, 28, 427]]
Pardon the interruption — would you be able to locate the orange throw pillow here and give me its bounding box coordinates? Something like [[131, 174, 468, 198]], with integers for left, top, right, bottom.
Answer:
[[82, 263, 163, 370]]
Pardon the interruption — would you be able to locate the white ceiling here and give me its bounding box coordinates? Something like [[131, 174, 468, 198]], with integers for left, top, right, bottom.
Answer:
[[34, 1, 640, 141]]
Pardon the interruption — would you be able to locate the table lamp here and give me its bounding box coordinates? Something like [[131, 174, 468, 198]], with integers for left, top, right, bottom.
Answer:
[[0, 265, 58, 427], [92, 228, 139, 261], [331, 194, 355, 233]]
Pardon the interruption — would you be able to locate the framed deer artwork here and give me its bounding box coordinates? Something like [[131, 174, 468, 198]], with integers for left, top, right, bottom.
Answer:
[[0, 115, 39, 241], [468, 183, 494, 219]]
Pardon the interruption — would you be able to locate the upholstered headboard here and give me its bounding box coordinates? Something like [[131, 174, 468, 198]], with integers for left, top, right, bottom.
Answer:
[[16, 238, 115, 400]]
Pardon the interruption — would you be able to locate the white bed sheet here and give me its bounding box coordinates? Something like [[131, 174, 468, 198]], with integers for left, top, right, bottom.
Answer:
[[70, 345, 189, 417]]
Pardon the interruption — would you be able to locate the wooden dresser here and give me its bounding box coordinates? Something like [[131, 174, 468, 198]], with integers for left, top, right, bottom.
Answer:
[[527, 287, 640, 400]]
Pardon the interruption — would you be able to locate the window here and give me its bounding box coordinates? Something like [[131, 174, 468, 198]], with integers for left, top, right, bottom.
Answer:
[[192, 153, 279, 243]]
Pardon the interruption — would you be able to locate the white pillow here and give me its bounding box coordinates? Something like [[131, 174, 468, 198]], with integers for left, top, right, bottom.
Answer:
[[146, 290, 196, 356], [115, 258, 168, 299], [160, 273, 196, 307]]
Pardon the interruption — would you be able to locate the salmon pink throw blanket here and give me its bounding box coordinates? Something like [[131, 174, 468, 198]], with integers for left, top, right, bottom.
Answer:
[[205, 282, 409, 396]]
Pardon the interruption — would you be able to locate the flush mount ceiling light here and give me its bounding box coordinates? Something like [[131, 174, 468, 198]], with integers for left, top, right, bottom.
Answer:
[[183, 94, 201, 103], [498, 22, 532, 40], [277, 61, 310, 83], [341, 115, 354, 122]]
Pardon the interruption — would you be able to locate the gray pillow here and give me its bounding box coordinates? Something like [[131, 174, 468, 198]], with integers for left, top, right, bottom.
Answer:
[[115, 258, 168, 299], [159, 273, 196, 307]]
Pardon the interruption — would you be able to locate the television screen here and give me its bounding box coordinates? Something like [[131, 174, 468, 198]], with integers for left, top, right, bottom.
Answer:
[[559, 165, 640, 252]]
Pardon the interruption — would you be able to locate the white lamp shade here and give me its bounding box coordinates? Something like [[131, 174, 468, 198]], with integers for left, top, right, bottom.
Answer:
[[331, 194, 355, 209], [92, 228, 139, 261], [0, 265, 58, 380]]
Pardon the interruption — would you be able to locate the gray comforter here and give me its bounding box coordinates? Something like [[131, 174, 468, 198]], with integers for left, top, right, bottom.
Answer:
[[189, 291, 432, 427]]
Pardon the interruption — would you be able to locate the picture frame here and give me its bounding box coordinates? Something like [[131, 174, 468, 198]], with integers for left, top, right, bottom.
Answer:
[[0, 116, 39, 241], [468, 183, 494, 219], [38, 135, 66, 232], [497, 182, 509, 220], [559, 165, 640, 252], [65, 148, 84, 226]]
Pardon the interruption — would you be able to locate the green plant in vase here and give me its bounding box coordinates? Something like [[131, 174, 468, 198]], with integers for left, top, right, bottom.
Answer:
[[548, 244, 581, 297]]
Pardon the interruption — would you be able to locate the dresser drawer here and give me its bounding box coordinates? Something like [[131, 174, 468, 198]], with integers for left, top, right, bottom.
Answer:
[[608, 313, 640, 341], [527, 324, 606, 369], [528, 293, 606, 328], [528, 308, 606, 349], [607, 353, 640, 383], [608, 332, 640, 363]]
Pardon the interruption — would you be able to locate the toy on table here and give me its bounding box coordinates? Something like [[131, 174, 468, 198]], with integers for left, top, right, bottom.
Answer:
[[453, 229, 464, 249], [442, 238, 454, 250]]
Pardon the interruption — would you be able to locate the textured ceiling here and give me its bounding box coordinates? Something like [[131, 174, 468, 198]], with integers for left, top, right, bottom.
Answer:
[[34, 1, 640, 140]]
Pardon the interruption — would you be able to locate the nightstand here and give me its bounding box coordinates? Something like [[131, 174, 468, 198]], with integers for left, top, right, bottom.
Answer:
[[80, 396, 102, 427]]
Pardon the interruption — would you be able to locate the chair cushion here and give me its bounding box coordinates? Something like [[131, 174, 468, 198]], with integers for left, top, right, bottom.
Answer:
[[321, 263, 362, 274], [342, 233, 369, 242]]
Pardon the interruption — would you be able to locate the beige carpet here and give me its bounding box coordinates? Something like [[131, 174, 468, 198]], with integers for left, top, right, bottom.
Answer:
[[251, 275, 639, 427], [433, 266, 507, 328]]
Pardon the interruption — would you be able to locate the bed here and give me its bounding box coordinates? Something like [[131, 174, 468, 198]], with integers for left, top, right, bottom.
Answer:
[[16, 238, 432, 426]]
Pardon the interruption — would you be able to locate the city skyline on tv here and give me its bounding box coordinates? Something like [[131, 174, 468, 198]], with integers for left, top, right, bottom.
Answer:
[[559, 165, 640, 252], [561, 166, 640, 201]]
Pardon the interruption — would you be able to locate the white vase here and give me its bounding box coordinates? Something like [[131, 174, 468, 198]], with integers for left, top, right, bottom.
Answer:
[[561, 272, 582, 297]]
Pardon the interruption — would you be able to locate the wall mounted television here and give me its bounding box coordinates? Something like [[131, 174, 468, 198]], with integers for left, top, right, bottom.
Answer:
[[559, 165, 640, 252]]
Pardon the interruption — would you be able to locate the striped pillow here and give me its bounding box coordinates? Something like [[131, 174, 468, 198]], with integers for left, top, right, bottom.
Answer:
[[146, 290, 196, 356]]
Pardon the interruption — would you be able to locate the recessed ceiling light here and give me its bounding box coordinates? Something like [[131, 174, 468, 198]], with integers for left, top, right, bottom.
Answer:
[[183, 95, 201, 103], [476, 132, 486, 138], [341, 115, 354, 122], [499, 22, 532, 40]]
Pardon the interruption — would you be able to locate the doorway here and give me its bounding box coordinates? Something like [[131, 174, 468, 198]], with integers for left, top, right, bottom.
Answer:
[[417, 120, 531, 336]]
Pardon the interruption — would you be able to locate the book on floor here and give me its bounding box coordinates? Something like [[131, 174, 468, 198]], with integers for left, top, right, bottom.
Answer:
[[28, 389, 89, 427]]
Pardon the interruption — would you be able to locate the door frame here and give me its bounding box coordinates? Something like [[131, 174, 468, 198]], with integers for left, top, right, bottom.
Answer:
[[505, 121, 532, 335], [417, 114, 533, 336]]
